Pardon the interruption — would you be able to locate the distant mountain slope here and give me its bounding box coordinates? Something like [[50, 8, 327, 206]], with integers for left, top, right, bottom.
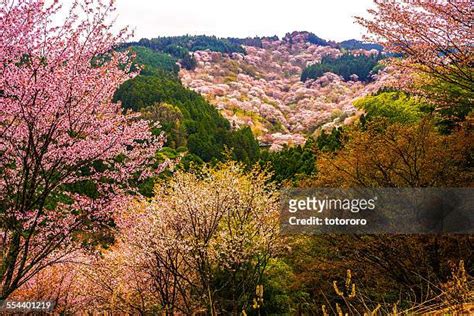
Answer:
[[114, 46, 260, 165], [119, 33, 387, 151], [227, 32, 331, 48], [339, 39, 383, 51], [301, 53, 383, 82], [180, 31, 385, 150]]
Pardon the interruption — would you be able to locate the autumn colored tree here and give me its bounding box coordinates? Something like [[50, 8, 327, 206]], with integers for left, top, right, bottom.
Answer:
[[356, 0, 473, 116], [79, 162, 280, 314], [314, 118, 472, 188], [0, 0, 164, 298]]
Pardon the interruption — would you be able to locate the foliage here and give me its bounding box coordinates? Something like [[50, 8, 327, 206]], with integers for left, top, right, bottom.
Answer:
[[227, 37, 264, 48], [258, 259, 296, 314], [114, 70, 229, 144], [314, 118, 473, 188], [316, 127, 343, 152], [259, 128, 348, 183], [410, 74, 473, 132], [125, 35, 246, 70], [227, 127, 260, 166], [306, 32, 330, 46], [356, 0, 473, 120], [301, 53, 383, 82], [354, 91, 432, 124], [128, 46, 179, 75], [259, 140, 316, 183], [141, 103, 187, 149]]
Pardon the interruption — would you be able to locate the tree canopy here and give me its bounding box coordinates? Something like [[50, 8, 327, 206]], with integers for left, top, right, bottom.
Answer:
[[301, 53, 383, 82]]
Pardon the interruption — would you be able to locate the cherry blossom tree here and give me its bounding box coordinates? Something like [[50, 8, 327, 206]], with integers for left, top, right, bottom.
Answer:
[[0, 0, 164, 298], [356, 0, 473, 109]]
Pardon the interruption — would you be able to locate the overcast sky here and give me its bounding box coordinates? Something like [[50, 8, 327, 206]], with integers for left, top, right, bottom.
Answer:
[[109, 0, 375, 42]]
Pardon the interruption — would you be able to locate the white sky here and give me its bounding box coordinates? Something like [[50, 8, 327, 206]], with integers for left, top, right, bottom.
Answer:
[[110, 0, 375, 42]]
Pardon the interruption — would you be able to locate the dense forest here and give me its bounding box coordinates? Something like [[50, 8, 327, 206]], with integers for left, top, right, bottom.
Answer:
[[227, 36, 265, 48], [1, 0, 473, 315], [301, 53, 383, 82], [305, 32, 330, 46], [115, 46, 333, 184], [114, 46, 260, 172]]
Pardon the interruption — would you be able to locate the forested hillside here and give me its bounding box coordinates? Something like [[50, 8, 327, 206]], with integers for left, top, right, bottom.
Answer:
[[114, 46, 260, 169], [123, 35, 246, 69], [301, 53, 383, 82], [115, 45, 338, 183]]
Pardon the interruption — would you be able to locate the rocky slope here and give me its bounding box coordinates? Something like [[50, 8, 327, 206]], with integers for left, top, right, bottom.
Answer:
[[180, 32, 384, 151]]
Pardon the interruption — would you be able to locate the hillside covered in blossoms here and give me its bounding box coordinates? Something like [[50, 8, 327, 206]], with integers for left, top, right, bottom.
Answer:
[[179, 32, 384, 150]]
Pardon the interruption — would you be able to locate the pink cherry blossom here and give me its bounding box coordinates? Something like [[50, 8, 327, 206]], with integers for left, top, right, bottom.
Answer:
[[0, 0, 164, 298]]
